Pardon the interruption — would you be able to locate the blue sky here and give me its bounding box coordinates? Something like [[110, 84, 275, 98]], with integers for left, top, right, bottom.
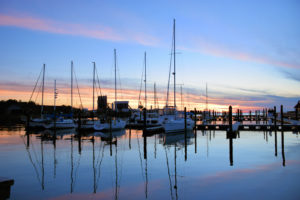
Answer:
[[0, 0, 299, 111]]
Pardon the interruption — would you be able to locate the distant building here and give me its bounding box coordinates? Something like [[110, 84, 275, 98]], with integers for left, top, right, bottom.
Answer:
[[97, 96, 107, 112], [114, 101, 129, 112]]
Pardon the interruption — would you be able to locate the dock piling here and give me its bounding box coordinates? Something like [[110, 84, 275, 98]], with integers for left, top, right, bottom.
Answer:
[[229, 106, 232, 132], [281, 105, 283, 127], [184, 107, 187, 161]]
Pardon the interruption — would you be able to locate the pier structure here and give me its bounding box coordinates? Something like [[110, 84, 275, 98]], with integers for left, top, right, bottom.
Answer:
[[195, 105, 300, 132]]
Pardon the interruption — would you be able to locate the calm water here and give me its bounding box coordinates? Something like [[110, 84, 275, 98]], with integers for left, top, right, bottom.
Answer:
[[0, 125, 300, 200]]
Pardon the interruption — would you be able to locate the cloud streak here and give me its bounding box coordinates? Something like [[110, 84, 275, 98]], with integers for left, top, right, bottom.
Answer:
[[180, 38, 300, 70], [1, 13, 298, 70], [279, 69, 300, 82], [0, 13, 159, 46], [0, 79, 287, 111]]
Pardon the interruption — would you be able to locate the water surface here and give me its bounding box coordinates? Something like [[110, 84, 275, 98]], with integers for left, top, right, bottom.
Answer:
[[0, 125, 299, 200]]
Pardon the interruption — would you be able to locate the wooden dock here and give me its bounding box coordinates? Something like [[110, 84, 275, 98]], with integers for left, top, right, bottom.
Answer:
[[196, 123, 300, 131], [0, 177, 14, 200]]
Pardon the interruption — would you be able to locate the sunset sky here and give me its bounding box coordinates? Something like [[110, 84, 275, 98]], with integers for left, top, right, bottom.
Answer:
[[0, 0, 299, 111]]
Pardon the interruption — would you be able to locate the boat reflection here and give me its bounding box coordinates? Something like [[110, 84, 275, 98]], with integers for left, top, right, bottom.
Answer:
[[20, 128, 288, 198]]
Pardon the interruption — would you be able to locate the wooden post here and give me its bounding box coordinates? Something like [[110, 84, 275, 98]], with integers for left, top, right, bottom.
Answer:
[[229, 106, 232, 132], [184, 107, 187, 161], [26, 131, 30, 149], [249, 110, 252, 121], [0, 177, 14, 199], [281, 127, 285, 166], [194, 108, 197, 154], [240, 110, 243, 122], [26, 113, 30, 128], [54, 110, 56, 130], [78, 131, 81, 154], [143, 108, 146, 133], [229, 136, 233, 166], [281, 104, 285, 166], [281, 105, 283, 127], [129, 128, 131, 149], [194, 108, 197, 130], [144, 133, 147, 159], [184, 107, 187, 132], [274, 106, 277, 130], [78, 111, 81, 131]]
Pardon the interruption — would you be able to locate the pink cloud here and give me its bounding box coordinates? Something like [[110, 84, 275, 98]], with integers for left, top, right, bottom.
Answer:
[[0, 13, 122, 41], [0, 13, 159, 46], [179, 38, 300, 70]]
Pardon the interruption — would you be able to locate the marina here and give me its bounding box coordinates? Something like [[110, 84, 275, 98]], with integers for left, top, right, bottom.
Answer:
[[1, 1, 300, 199]]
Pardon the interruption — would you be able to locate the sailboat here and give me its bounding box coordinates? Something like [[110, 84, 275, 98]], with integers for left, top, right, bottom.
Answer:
[[78, 62, 99, 130], [161, 19, 195, 133], [27, 64, 51, 129], [43, 62, 76, 129], [128, 52, 162, 129], [43, 79, 76, 129], [94, 49, 126, 131]]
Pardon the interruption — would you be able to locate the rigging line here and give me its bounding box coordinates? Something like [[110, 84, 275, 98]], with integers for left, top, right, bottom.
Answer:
[[115, 139, 119, 200], [95, 66, 102, 96], [29, 67, 43, 102], [31, 135, 42, 170], [73, 68, 83, 109], [34, 82, 43, 104], [118, 140, 125, 188], [71, 137, 74, 193], [164, 146, 174, 200], [41, 138, 45, 190], [117, 63, 124, 100], [117, 141, 123, 200], [96, 139, 104, 169], [145, 149, 148, 199], [96, 144, 105, 187], [136, 131, 145, 180], [138, 65, 144, 106], [73, 147, 82, 189], [166, 31, 174, 107], [21, 136, 43, 187]]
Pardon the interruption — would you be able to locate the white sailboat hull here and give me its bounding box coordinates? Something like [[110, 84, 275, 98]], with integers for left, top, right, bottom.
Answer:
[[94, 120, 126, 131], [28, 119, 47, 129], [78, 119, 94, 130], [43, 119, 76, 129], [162, 118, 194, 133]]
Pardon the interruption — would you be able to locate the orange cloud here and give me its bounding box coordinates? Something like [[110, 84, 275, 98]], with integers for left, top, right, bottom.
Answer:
[[0, 81, 266, 112]]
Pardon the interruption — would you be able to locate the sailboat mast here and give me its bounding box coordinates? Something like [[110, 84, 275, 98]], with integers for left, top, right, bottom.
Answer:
[[181, 85, 183, 111], [154, 83, 157, 109], [206, 83, 208, 111], [41, 64, 45, 118], [173, 19, 176, 109], [54, 80, 56, 112], [144, 52, 147, 110], [114, 49, 117, 110], [92, 62, 95, 119], [71, 61, 73, 114]]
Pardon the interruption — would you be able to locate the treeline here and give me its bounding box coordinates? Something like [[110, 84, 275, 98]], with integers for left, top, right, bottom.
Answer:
[[0, 99, 81, 124]]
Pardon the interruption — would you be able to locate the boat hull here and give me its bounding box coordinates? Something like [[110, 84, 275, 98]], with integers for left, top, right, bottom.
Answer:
[[94, 120, 126, 131]]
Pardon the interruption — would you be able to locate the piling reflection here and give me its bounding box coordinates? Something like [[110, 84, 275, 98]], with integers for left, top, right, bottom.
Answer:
[[16, 126, 293, 199]]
